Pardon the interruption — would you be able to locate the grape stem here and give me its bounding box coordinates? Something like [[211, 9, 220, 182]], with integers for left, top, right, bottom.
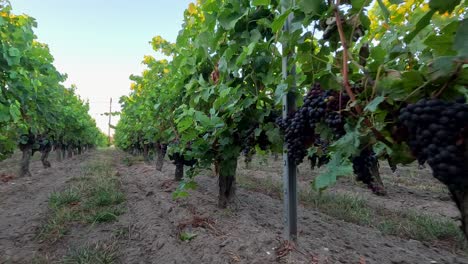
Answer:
[[371, 65, 383, 99], [333, 3, 356, 103], [334, 2, 392, 147]]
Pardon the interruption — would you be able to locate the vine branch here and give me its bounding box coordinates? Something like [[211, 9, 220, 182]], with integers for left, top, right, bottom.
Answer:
[[334, 3, 392, 147], [334, 4, 357, 103]]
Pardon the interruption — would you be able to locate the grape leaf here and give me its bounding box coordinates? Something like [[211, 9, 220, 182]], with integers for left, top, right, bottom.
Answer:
[[275, 83, 288, 105], [0, 105, 9, 122], [218, 10, 246, 30], [298, 0, 327, 15], [454, 19, 468, 57], [9, 103, 21, 122], [271, 10, 291, 32], [329, 124, 361, 157], [313, 156, 353, 191], [429, 0, 461, 14], [364, 96, 385, 113], [252, 0, 270, 6], [404, 10, 435, 43], [351, 0, 371, 11], [429, 56, 457, 81], [424, 21, 458, 57], [376, 0, 390, 21]]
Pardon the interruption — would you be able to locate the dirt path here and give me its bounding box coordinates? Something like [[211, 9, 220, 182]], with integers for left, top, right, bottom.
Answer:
[[116, 156, 468, 264], [0, 151, 93, 263]]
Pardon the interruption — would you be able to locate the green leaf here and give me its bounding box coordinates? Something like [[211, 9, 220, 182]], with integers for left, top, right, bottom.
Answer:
[[172, 190, 189, 199], [271, 10, 291, 32], [367, 46, 386, 72], [265, 127, 282, 151], [389, 143, 415, 165], [313, 156, 353, 191], [454, 19, 468, 57], [329, 125, 361, 157], [298, 0, 327, 15], [364, 96, 385, 113], [194, 111, 212, 128], [404, 10, 435, 43], [429, 0, 461, 14], [180, 232, 197, 241], [424, 21, 458, 56], [373, 141, 392, 157], [9, 103, 21, 122], [400, 71, 425, 90], [8, 47, 20, 57], [351, 0, 372, 11], [4, 47, 21, 66], [177, 116, 194, 133], [376, 0, 390, 21], [429, 56, 457, 81], [275, 83, 288, 105], [218, 9, 246, 30], [252, 0, 270, 6], [0, 105, 9, 122]]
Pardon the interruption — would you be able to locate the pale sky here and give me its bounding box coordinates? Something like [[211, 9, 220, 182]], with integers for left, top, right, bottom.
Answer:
[[11, 0, 193, 134]]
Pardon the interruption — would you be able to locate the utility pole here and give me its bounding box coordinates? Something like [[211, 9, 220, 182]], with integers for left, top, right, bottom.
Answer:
[[282, 5, 298, 242], [108, 97, 112, 145]]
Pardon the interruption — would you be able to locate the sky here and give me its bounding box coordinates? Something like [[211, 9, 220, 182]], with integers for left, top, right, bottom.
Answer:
[[10, 0, 193, 135]]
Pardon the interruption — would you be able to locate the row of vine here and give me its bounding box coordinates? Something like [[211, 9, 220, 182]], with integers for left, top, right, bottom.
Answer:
[[0, 2, 107, 176], [114, 0, 468, 237]]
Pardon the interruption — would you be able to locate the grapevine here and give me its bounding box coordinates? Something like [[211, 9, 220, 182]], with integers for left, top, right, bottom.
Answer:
[[113, 0, 468, 238], [0, 2, 106, 176]]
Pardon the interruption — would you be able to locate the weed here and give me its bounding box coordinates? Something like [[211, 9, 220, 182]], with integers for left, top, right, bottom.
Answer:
[[301, 190, 372, 226], [377, 210, 465, 244], [87, 207, 125, 224], [38, 207, 80, 242], [49, 188, 81, 208], [112, 226, 129, 239], [40, 151, 125, 242], [62, 241, 118, 264], [85, 182, 125, 208], [180, 231, 197, 241]]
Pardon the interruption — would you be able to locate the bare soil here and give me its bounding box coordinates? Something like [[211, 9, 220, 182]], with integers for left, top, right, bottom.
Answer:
[[1, 149, 467, 263], [0, 151, 94, 262]]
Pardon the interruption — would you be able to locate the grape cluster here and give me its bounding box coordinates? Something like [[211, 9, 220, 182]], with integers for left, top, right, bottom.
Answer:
[[399, 98, 468, 189], [242, 146, 255, 166], [325, 112, 345, 136], [169, 152, 196, 167], [282, 110, 315, 165], [241, 125, 271, 154], [352, 148, 384, 195], [309, 138, 330, 169], [276, 83, 349, 165]]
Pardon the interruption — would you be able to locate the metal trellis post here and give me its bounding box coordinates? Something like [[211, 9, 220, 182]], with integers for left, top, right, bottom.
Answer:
[[282, 7, 297, 242], [108, 97, 112, 145]]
